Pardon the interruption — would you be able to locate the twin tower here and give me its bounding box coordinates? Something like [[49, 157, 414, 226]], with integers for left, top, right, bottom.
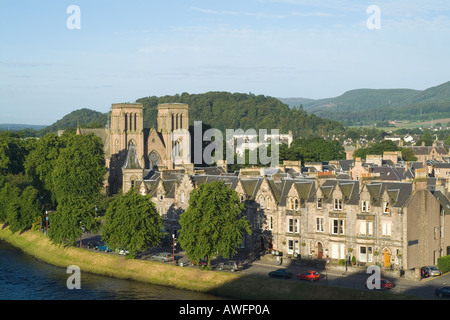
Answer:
[[107, 102, 192, 193]]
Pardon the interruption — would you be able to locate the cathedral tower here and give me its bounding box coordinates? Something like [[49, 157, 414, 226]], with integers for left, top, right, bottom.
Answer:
[[110, 103, 145, 168], [152, 103, 190, 169]]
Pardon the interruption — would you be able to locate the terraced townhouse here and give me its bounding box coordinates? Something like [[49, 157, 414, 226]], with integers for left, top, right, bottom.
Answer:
[[122, 147, 450, 272]]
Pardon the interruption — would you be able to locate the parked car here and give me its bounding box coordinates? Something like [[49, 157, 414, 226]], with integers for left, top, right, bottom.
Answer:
[[217, 261, 243, 272], [87, 241, 99, 249], [191, 259, 207, 267], [435, 286, 450, 298], [366, 279, 393, 291], [379, 279, 393, 291], [297, 270, 320, 282], [115, 248, 129, 255], [151, 252, 173, 262], [97, 243, 112, 252], [421, 266, 441, 278], [269, 268, 293, 279]]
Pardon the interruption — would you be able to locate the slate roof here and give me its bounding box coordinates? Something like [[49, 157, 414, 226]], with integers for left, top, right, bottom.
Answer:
[[433, 191, 450, 215], [240, 178, 263, 200], [366, 182, 412, 207], [371, 167, 404, 181]]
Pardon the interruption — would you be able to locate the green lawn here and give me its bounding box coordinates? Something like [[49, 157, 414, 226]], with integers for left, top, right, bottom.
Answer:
[[0, 225, 417, 300]]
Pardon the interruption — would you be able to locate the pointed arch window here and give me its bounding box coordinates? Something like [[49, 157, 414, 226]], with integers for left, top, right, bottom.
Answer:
[[294, 198, 299, 211]]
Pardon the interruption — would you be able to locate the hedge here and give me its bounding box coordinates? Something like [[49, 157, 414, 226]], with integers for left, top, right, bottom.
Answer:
[[437, 255, 450, 274]]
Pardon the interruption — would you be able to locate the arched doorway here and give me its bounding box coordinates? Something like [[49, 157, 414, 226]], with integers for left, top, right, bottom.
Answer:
[[317, 242, 324, 260], [383, 249, 391, 268]]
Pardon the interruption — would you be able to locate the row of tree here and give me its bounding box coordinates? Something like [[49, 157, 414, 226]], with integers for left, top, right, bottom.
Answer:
[[0, 131, 106, 236]]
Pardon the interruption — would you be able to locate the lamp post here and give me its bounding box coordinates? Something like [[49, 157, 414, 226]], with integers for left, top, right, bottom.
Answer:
[[45, 211, 48, 234], [172, 231, 177, 265], [325, 249, 329, 286]]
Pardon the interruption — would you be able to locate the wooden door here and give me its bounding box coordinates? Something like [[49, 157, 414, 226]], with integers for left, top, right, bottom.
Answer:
[[383, 250, 390, 267], [317, 242, 323, 259]]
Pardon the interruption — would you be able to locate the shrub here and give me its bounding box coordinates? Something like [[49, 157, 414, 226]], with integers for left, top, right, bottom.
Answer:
[[437, 255, 450, 274]]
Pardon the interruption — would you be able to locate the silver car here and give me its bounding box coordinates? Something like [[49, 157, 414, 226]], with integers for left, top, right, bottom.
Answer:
[[427, 266, 441, 277], [421, 266, 441, 277], [151, 252, 173, 262]]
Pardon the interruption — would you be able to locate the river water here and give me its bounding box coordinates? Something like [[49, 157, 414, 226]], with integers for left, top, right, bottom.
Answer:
[[0, 240, 221, 300]]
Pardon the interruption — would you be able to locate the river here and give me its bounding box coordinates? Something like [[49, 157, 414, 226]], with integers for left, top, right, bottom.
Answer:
[[0, 240, 221, 300]]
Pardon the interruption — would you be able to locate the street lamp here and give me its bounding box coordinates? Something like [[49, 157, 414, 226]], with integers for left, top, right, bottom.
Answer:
[[325, 249, 329, 286], [45, 211, 49, 234], [172, 230, 177, 265]]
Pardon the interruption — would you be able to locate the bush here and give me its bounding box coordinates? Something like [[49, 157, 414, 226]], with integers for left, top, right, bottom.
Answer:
[[437, 255, 450, 274]]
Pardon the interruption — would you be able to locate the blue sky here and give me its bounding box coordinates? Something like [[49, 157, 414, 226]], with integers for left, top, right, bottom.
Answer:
[[1, 0, 450, 125]]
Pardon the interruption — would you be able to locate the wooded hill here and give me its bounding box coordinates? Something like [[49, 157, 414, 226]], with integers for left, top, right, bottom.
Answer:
[[36, 92, 346, 139], [280, 81, 450, 126], [136, 92, 345, 138]]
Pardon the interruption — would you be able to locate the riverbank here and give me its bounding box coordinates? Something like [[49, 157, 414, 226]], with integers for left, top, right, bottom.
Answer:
[[0, 225, 412, 300]]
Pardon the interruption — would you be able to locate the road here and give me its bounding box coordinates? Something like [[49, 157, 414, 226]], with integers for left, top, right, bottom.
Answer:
[[80, 235, 449, 300], [239, 259, 450, 299]]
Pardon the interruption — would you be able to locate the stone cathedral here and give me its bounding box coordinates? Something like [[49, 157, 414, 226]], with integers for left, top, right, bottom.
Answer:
[[78, 102, 193, 195]]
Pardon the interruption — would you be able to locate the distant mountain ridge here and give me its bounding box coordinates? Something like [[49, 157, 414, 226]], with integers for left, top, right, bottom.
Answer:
[[279, 81, 450, 125], [0, 124, 48, 131]]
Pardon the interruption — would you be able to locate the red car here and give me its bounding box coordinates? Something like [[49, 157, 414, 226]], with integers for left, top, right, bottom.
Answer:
[[379, 279, 393, 290], [297, 270, 320, 281], [366, 279, 393, 291]]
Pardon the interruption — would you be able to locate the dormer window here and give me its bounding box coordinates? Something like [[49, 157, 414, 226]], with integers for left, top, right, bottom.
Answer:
[[361, 200, 370, 212], [294, 198, 299, 211], [334, 198, 342, 211], [317, 198, 323, 209]]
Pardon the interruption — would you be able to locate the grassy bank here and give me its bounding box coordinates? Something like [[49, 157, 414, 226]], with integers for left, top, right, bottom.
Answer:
[[0, 225, 413, 300]]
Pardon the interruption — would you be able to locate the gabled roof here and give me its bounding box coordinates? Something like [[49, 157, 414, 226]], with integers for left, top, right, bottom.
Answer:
[[366, 182, 412, 207], [190, 174, 239, 190], [122, 145, 142, 170], [240, 178, 263, 200], [293, 180, 315, 202], [433, 191, 450, 215]]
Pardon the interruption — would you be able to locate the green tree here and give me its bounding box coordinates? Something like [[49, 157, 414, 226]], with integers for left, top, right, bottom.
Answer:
[[415, 132, 434, 146], [48, 196, 100, 246], [0, 183, 20, 224], [51, 133, 105, 204], [101, 189, 165, 259], [24, 133, 63, 206], [286, 136, 345, 163], [353, 140, 398, 159], [0, 134, 34, 179], [398, 147, 418, 161], [6, 186, 43, 233], [178, 181, 252, 268]]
